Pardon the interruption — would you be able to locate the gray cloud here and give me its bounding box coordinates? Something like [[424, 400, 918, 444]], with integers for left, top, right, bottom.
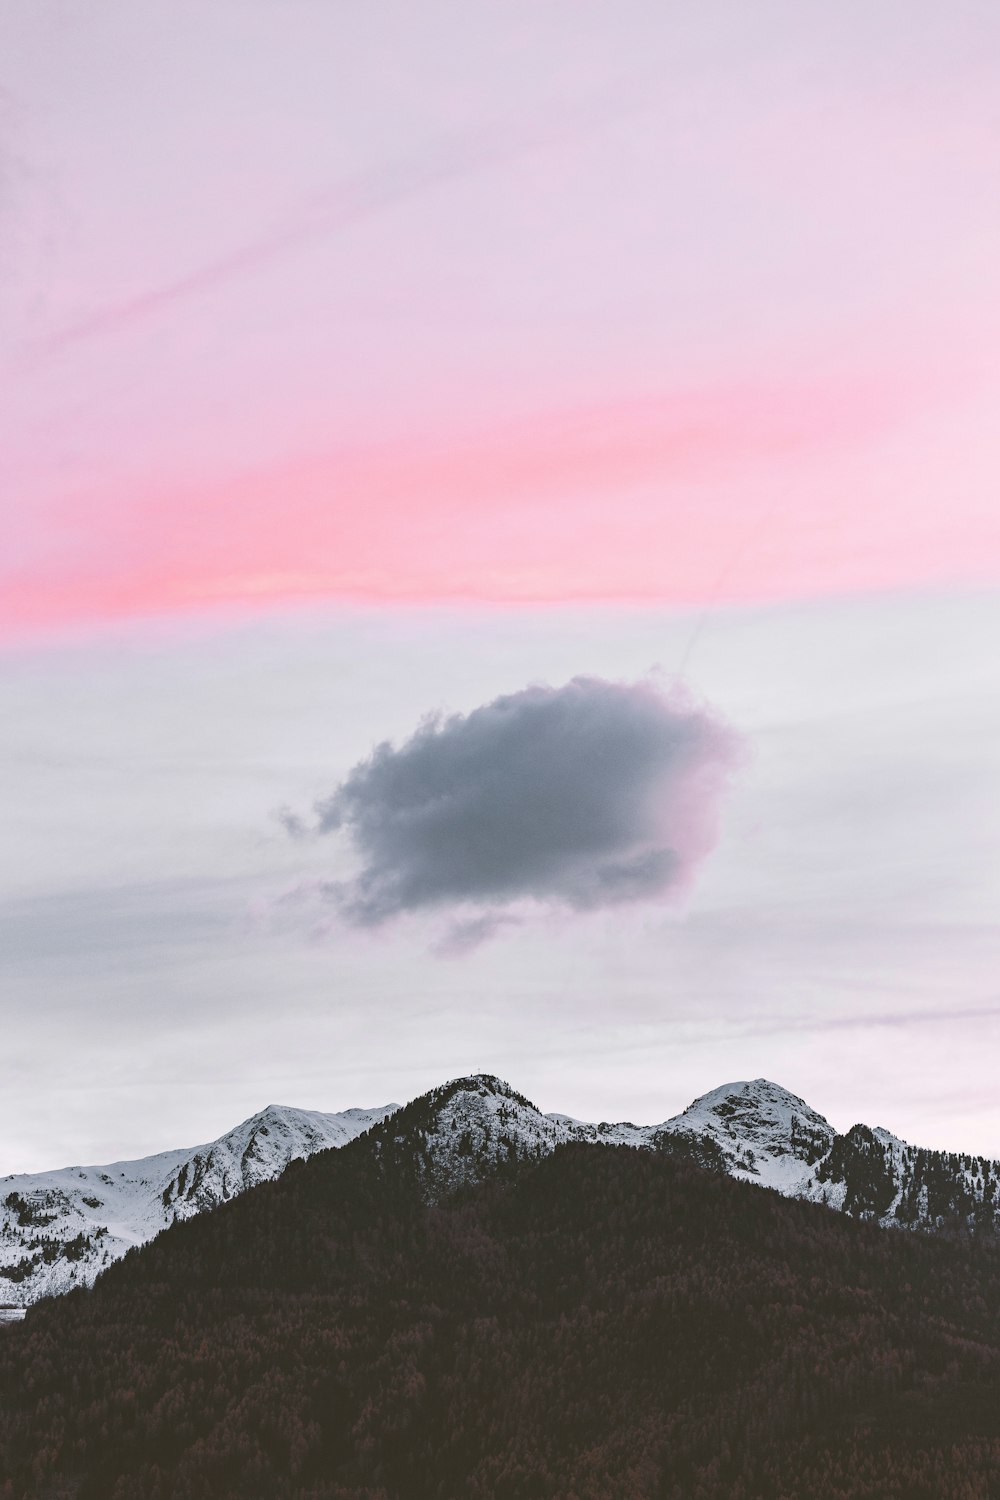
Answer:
[[310, 676, 742, 937]]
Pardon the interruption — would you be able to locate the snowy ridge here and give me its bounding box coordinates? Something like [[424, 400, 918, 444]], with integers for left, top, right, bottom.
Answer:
[[366, 1075, 838, 1201], [642, 1079, 1000, 1235], [368, 1075, 1000, 1238], [5, 1075, 1000, 1307], [0, 1102, 396, 1306]]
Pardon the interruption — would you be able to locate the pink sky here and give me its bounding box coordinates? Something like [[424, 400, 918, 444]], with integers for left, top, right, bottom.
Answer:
[[5, 357, 1000, 635], [5, 2, 1000, 638], [3, 3, 1000, 1168]]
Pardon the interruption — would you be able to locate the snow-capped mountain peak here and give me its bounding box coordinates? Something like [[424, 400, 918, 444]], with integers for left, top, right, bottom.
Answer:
[[657, 1077, 835, 1191], [0, 1101, 397, 1306]]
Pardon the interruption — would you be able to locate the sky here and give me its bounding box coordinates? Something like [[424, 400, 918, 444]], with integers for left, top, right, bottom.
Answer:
[[3, 1, 1000, 1172]]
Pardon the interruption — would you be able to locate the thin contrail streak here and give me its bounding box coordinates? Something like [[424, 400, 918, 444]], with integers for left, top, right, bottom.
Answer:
[[22, 82, 647, 365]]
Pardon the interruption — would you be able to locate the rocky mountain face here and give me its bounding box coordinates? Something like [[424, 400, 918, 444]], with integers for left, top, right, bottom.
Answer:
[[4, 1074, 998, 1306]]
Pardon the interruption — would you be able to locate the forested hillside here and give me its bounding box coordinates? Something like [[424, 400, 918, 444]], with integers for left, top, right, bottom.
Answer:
[[4, 1118, 1000, 1498]]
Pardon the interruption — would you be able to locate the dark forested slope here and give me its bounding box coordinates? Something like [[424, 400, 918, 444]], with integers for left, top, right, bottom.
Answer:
[[3, 1101, 1000, 1499]]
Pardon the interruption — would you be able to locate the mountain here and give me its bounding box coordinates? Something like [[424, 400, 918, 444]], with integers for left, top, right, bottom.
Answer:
[[0, 1101, 396, 1305], [5, 1074, 999, 1307], [673, 1079, 1000, 1233], [368, 1073, 650, 1199], [652, 1075, 835, 1187], [5, 1110, 1000, 1498], [366, 1072, 1000, 1235]]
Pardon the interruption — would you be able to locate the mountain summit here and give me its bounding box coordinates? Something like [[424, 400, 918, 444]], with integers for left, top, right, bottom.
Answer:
[[658, 1077, 836, 1189]]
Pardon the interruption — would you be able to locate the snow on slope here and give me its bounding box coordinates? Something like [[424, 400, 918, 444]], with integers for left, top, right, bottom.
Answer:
[[0, 1102, 396, 1306]]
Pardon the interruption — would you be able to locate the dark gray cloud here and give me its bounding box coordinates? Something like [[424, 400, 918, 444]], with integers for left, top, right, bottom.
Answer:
[[310, 676, 742, 936]]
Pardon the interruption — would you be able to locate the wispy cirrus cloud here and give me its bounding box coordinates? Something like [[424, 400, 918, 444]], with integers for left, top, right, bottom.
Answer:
[[22, 84, 642, 365]]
